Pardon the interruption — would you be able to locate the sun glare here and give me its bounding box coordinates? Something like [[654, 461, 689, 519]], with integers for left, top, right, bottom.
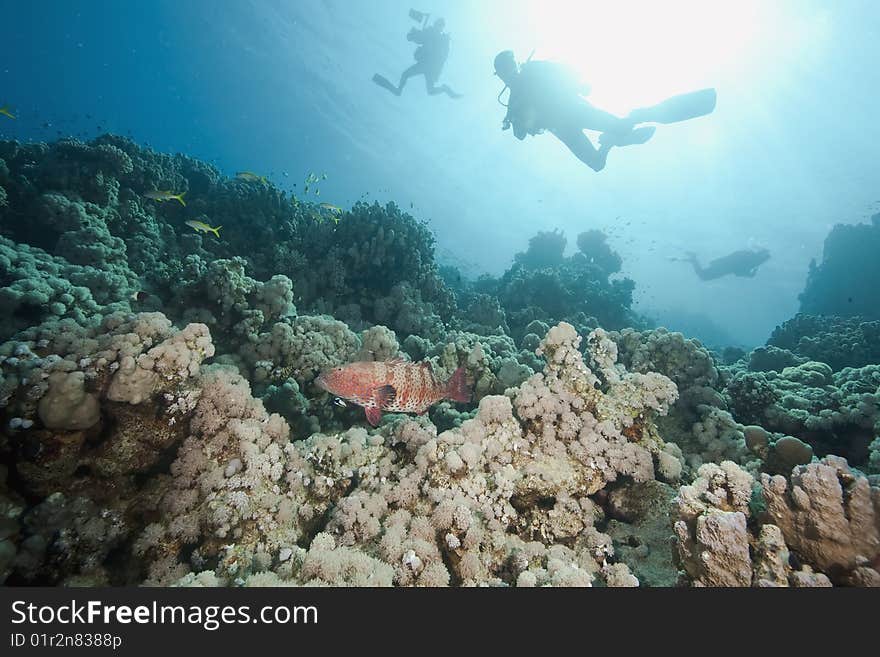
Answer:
[[518, 0, 762, 113]]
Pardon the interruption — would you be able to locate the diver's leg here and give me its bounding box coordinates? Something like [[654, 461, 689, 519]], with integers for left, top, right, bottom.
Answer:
[[551, 127, 611, 172], [573, 101, 632, 134], [423, 71, 461, 98], [396, 63, 423, 95], [426, 81, 463, 99], [570, 101, 656, 147], [569, 104, 654, 147], [599, 125, 656, 147], [687, 255, 710, 280], [567, 100, 655, 147]]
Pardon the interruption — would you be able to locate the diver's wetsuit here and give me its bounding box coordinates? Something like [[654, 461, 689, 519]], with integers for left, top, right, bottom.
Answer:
[[549, 104, 641, 172], [503, 61, 644, 171], [375, 24, 461, 98], [684, 250, 771, 280]]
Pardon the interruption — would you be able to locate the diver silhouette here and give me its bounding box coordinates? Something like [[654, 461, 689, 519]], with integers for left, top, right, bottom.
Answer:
[[674, 248, 771, 280], [493, 50, 717, 172], [373, 14, 462, 99]]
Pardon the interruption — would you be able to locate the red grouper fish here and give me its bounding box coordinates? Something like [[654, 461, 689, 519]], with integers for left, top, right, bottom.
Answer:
[[316, 359, 471, 426]]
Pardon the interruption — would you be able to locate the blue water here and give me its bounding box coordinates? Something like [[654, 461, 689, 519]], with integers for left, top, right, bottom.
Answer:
[[2, 0, 879, 345]]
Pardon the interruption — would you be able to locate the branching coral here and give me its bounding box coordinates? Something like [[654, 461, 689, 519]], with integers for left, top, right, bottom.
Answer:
[[0, 236, 132, 340], [609, 327, 724, 417], [2, 134, 878, 589], [410, 329, 536, 402], [239, 314, 359, 387], [726, 361, 878, 466], [2, 313, 214, 500], [768, 314, 880, 371], [130, 322, 676, 587], [473, 230, 642, 340], [169, 256, 295, 347]]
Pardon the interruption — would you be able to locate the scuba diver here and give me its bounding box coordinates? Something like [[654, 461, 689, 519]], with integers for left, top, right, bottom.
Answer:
[[373, 12, 463, 99], [673, 248, 771, 280], [493, 50, 717, 172]]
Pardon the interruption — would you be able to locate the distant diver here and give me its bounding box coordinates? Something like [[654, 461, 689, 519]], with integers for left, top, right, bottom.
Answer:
[[493, 50, 716, 172], [673, 248, 770, 280], [372, 10, 463, 99]]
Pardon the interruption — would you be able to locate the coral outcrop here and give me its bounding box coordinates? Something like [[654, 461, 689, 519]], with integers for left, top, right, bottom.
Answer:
[[798, 213, 880, 320], [2, 135, 878, 589], [768, 314, 880, 371]]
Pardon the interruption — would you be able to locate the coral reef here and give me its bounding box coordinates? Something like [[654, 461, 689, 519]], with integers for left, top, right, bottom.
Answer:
[[2, 316, 685, 587], [609, 327, 724, 418], [671, 457, 878, 586], [768, 314, 880, 371], [798, 213, 880, 320], [673, 461, 755, 586], [761, 456, 880, 582], [0, 137, 455, 344], [143, 321, 679, 587], [2, 135, 879, 588], [0, 236, 132, 338], [514, 229, 567, 270], [468, 229, 643, 343], [726, 361, 878, 466]]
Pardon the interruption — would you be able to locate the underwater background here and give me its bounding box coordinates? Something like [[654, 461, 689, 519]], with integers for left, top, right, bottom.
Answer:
[[0, 0, 878, 587], [3, 0, 878, 345]]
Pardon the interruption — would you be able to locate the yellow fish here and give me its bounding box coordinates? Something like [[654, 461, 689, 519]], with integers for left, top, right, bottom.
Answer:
[[235, 171, 267, 184], [319, 203, 342, 213], [144, 190, 186, 206], [0, 106, 15, 120], [185, 219, 221, 238]]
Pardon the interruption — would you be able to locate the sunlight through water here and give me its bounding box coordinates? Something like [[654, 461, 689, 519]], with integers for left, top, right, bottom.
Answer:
[[515, 0, 763, 113]]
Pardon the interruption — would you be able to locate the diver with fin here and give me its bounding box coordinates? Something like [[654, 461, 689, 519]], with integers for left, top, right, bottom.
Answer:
[[372, 11, 463, 99], [493, 50, 717, 171], [672, 248, 771, 280]]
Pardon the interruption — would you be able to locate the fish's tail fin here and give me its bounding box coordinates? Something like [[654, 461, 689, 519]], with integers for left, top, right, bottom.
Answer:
[[210, 225, 222, 238], [445, 366, 471, 404], [175, 192, 186, 206]]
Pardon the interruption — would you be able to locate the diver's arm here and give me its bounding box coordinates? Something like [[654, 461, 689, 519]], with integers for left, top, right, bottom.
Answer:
[[407, 28, 426, 43], [502, 93, 529, 139], [502, 118, 527, 139], [501, 107, 528, 140]]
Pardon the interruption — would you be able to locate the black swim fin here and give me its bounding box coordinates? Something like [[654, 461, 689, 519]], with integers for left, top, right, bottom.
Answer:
[[372, 74, 401, 96]]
